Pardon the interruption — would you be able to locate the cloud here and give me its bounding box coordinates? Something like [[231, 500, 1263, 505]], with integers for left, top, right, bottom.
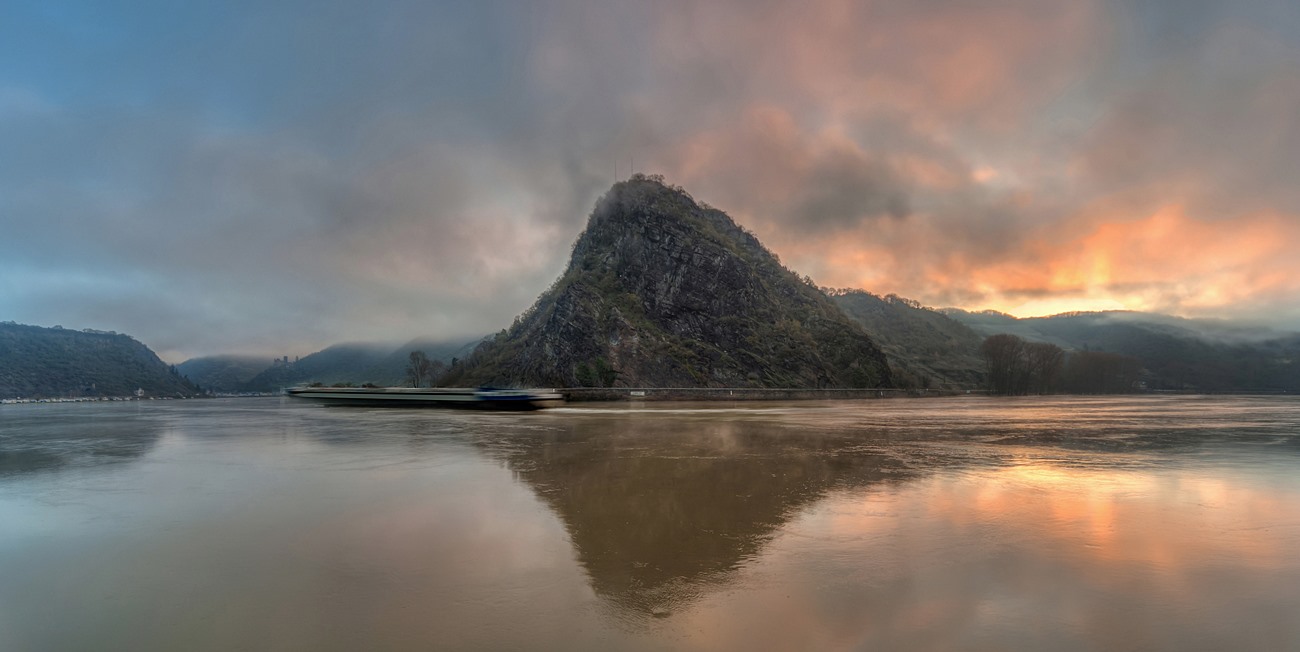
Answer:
[[664, 107, 912, 234], [3, 0, 1300, 358], [1079, 25, 1300, 217], [638, 0, 1300, 326]]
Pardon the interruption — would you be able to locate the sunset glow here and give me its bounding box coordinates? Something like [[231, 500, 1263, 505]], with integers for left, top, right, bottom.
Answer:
[[2, 0, 1298, 357]]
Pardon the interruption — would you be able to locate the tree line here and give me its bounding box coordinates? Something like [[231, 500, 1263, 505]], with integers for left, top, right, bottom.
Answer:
[[980, 334, 1144, 395], [406, 350, 447, 387]]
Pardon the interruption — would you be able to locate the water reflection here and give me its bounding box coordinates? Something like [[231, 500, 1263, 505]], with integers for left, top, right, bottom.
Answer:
[[469, 398, 1300, 644], [694, 458, 1300, 651], [2, 397, 1298, 650], [0, 403, 163, 476], [474, 409, 914, 620]]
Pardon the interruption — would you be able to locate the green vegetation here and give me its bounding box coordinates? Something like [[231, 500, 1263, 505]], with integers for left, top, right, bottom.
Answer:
[[440, 176, 892, 389], [238, 343, 391, 391], [980, 333, 1146, 395], [829, 290, 985, 389], [175, 355, 273, 393], [951, 311, 1300, 393], [236, 339, 476, 391], [0, 322, 197, 398]]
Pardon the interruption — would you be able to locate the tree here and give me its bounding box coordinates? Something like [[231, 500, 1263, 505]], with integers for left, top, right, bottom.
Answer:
[[594, 357, 620, 387], [1023, 341, 1065, 394], [981, 334, 1065, 395], [407, 350, 434, 387], [576, 358, 621, 387], [980, 334, 1026, 395], [1062, 351, 1143, 394]]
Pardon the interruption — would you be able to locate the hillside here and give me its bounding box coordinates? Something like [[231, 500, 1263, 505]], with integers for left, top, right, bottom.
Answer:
[[182, 337, 482, 392], [440, 176, 892, 389], [358, 337, 483, 386], [176, 355, 272, 393], [945, 309, 1300, 392], [0, 322, 197, 398], [240, 342, 395, 392], [830, 290, 984, 389]]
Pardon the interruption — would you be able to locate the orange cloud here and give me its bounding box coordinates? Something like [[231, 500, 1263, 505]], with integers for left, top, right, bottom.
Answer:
[[523, 0, 1300, 326], [651, 0, 1104, 128], [1029, 204, 1300, 316], [760, 196, 1300, 321]]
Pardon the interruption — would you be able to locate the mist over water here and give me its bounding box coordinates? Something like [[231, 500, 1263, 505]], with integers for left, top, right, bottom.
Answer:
[[2, 396, 1299, 650]]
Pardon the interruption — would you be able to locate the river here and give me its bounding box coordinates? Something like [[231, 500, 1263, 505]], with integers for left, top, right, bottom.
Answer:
[[2, 395, 1299, 651]]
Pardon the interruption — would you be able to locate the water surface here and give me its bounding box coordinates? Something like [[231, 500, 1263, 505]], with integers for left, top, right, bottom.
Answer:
[[2, 396, 1298, 650]]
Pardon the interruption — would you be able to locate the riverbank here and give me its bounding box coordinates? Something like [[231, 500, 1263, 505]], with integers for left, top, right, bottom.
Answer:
[[1, 396, 152, 405], [559, 387, 980, 402]]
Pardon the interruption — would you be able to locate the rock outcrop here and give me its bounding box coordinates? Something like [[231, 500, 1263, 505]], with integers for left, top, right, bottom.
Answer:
[[441, 176, 892, 388]]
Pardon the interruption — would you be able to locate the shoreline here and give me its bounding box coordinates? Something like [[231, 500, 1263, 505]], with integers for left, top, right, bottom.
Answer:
[[559, 387, 978, 402]]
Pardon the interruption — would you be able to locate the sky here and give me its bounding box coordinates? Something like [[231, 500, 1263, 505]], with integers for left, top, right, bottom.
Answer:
[[3, 0, 1299, 361]]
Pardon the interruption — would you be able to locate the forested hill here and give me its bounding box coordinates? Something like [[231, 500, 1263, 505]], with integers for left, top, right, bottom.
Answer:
[[358, 337, 482, 386], [0, 322, 196, 398], [238, 343, 395, 392], [830, 290, 984, 389], [944, 309, 1300, 392], [439, 175, 892, 389], [175, 355, 272, 393], [231, 337, 480, 392]]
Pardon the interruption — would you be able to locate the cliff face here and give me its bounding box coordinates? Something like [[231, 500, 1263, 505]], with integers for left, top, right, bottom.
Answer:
[[443, 176, 892, 388]]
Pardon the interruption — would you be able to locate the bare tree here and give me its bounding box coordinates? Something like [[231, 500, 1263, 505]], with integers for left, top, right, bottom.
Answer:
[[1023, 342, 1065, 394], [980, 334, 1026, 395], [1062, 351, 1143, 393], [407, 350, 434, 387]]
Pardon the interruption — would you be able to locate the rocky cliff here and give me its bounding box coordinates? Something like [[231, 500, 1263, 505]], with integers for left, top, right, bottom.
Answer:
[[441, 176, 892, 388]]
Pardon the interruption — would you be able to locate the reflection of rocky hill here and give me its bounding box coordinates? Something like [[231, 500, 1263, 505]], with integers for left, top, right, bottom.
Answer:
[[476, 412, 907, 619], [0, 407, 162, 476]]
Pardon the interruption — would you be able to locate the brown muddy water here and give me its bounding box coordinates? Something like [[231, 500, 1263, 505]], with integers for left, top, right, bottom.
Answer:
[[2, 395, 1299, 651]]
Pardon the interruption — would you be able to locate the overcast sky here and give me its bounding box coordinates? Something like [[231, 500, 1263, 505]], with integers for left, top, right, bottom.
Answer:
[[3, 0, 1299, 361]]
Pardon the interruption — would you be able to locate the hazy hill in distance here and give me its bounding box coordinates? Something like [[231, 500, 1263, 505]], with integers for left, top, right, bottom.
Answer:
[[944, 309, 1300, 392], [240, 342, 396, 392], [359, 337, 483, 386], [440, 175, 892, 389], [175, 355, 273, 393], [830, 290, 984, 389], [938, 309, 1075, 349], [228, 337, 483, 391], [0, 322, 196, 398]]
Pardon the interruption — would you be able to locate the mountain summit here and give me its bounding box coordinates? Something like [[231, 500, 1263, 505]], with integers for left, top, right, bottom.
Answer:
[[442, 176, 892, 388]]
